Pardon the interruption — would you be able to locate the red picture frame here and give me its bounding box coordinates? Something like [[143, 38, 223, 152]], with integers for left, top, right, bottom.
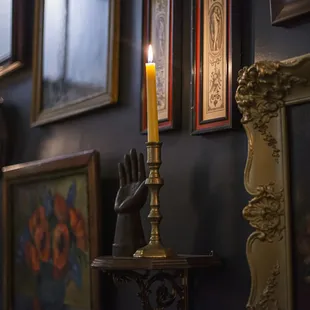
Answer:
[[141, 0, 182, 134], [191, 0, 240, 134]]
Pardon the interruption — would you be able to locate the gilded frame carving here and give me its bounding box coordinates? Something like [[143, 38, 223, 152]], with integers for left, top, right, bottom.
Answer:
[[31, 0, 120, 127], [235, 54, 310, 310]]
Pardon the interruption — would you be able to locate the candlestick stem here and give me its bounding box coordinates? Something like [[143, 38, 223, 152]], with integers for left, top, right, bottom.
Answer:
[[133, 142, 175, 258]]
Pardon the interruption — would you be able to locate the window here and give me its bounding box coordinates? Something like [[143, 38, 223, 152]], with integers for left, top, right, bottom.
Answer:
[[0, 0, 27, 78], [0, 0, 12, 63]]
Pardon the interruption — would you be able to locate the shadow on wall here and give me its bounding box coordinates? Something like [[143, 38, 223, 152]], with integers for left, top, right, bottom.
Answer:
[[189, 130, 251, 309], [0, 72, 53, 166], [100, 178, 118, 310], [100, 178, 118, 255]]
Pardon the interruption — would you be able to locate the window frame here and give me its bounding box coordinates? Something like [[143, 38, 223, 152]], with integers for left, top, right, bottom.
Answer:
[[0, 0, 30, 78]]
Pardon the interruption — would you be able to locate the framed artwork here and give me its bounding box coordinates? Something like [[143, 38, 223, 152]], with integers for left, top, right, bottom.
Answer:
[[31, 0, 120, 127], [0, 98, 8, 169], [141, 0, 182, 134], [191, 0, 240, 134], [2, 150, 101, 310], [270, 0, 310, 26], [235, 54, 310, 309], [0, 0, 31, 78]]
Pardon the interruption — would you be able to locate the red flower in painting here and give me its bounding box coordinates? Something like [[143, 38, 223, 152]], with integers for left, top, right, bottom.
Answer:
[[28, 206, 47, 235], [69, 208, 88, 251], [18, 183, 88, 289], [54, 194, 69, 223], [52, 223, 70, 279], [25, 241, 40, 273], [28, 206, 50, 263]]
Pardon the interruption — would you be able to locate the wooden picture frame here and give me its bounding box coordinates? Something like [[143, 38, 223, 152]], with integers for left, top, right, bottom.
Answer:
[[141, 0, 182, 134], [0, 0, 31, 79], [270, 0, 310, 26], [0, 98, 9, 170], [235, 54, 310, 309], [31, 0, 120, 127], [2, 150, 101, 310], [191, 0, 240, 134]]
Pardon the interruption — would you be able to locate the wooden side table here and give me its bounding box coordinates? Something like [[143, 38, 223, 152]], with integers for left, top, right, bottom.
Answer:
[[92, 253, 221, 310]]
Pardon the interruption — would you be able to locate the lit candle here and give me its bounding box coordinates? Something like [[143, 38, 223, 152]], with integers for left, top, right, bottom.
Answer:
[[145, 45, 159, 142]]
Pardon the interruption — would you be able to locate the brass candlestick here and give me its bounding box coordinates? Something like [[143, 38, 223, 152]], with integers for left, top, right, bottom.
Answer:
[[133, 142, 176, 258]]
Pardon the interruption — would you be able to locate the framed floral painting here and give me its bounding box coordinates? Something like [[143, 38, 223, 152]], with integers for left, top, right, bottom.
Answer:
[[2, 150, 101, 310]]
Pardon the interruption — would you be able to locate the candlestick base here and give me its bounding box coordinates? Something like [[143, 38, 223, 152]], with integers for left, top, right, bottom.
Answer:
[[133, 141, 176, 259], [133, 242, 176, 258]]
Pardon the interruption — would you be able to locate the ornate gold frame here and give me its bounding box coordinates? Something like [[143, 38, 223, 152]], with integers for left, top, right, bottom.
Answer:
[[236, 54, 310, 310], [31, 0, 120, 127]]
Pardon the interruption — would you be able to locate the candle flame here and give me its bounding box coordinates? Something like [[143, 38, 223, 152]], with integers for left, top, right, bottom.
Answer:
[[148, 45, 153, 63]]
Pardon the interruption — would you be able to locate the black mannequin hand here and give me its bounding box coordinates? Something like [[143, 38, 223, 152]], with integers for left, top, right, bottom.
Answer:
[[114, 149, 148, 214]]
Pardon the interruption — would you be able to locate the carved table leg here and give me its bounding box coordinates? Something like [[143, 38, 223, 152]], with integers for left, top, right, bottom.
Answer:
[[109, 269, 188, 310]]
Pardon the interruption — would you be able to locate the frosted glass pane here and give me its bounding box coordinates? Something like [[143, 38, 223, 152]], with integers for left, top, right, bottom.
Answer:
[[42, 0, 110, 108], [0, 0, 12, 62]]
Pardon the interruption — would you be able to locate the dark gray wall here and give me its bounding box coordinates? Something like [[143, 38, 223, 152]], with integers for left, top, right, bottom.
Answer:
[[1, 0, 310, 309]]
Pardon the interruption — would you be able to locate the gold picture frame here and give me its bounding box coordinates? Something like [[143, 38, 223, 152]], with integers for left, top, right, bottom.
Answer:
[[236, 54, 310, 309], [31, 0, 120, 127]]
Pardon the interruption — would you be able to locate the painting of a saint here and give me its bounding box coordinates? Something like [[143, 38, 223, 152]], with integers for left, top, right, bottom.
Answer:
[[156, 15, 165, 61], [142, 0, 181, 133], [209, 5, 222, 53], [202, 0, 227, 122], [152, 0, 170, 118]]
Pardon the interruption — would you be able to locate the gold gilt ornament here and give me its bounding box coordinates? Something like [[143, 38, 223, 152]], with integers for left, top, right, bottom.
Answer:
[[243, 183, 284, 243], [235, 61, 307, 162], [236, 54, 310, 310], [247, 263, 280, 310]]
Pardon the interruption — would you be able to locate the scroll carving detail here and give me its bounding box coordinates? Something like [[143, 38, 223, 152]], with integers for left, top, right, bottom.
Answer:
[[235, 61, 307, 162], [243, 184, 284, 243], [111, 270, 185, 310], [237, 54, 310, 310], [247, 263, 280, 310]]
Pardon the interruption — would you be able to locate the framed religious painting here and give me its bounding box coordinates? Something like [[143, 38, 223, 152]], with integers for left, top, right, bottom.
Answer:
[[31, 0, 120, 127], [2, 150, 101, 310], [270, 0, 310, 26], [140, 0, 182, 134], [0, 0, 31, 78], [235, 54, 310, 310], [191, 0, 241, 134]]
